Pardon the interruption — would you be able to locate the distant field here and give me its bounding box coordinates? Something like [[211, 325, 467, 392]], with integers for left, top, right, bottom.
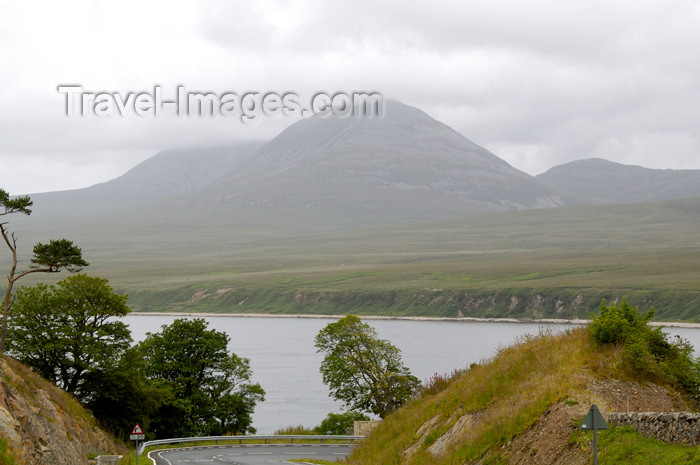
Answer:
[[6, 197, 700, 320]]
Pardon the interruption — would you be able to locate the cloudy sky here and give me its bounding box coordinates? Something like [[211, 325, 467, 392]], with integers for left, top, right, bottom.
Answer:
[[1, 0, 699, 195]]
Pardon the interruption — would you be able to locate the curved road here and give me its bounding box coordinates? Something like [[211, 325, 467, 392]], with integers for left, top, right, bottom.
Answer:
[[146, 443, 356, 464]]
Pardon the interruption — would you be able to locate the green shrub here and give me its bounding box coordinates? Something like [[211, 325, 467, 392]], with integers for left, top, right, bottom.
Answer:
[[590, 299, 653, 346], [590, 299, 700, 401], [622, 337, 657, 375]]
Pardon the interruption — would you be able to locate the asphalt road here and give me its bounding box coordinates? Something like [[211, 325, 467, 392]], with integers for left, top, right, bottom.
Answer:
[[146, 443, 356, 464]]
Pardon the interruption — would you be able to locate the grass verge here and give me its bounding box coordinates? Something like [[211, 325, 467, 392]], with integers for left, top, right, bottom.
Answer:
[[572, 425, 700, 464]]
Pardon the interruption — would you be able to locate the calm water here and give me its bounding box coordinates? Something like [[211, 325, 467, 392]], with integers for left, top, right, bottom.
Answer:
[[124, 315, 700, 434]]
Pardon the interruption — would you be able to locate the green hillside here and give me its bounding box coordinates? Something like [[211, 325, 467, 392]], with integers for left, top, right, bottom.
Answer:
[[7, 197, 700, 320], [347, 327, 700, 465]]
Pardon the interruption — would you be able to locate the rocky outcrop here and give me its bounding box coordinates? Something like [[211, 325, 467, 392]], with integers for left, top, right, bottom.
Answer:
[[0, 357, 127, 464], [609, 412, 700, 446]]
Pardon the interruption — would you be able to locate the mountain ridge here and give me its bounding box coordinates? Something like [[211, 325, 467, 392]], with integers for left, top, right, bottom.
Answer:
[[172, 99, 576, 224], [26, 143, 261, 219], [22, 102, 700, 227], [537, 157, 700, 204], [15, 99, 583, 235]]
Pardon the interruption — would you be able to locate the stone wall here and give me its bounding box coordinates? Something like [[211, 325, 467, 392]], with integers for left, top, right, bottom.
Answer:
[[353, 420, 381, 436], [608, 412, 700, 446]]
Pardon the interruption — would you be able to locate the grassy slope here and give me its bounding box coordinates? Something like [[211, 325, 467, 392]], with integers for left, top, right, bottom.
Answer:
[[2, 357, 98, 431], [347, 328, 700, 465], [7, 197, 700, 320]]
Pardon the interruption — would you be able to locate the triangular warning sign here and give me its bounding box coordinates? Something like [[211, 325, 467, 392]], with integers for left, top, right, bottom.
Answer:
[[131, 423, 144, 435], [580, 404, 609, 431]]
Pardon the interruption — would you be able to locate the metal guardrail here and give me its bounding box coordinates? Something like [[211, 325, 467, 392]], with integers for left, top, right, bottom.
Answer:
[[137, 435, 364, 455]]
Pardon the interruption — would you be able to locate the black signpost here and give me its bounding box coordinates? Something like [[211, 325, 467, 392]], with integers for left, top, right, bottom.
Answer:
[[580, 404, 609, 465]]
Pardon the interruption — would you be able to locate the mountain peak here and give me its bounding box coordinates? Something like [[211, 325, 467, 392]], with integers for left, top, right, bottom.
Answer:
[[200, 100, 570, 221], [236, 99, 510, 174]]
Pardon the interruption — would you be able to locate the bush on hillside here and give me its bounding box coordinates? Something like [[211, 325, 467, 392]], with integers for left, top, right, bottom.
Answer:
[[590, 299, 700, 400], [590, 299, 654, 345]]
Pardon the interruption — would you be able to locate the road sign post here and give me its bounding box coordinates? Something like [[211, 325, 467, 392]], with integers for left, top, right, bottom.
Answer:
[[580, 404, 609, 465], [130, 423, 145, 465]]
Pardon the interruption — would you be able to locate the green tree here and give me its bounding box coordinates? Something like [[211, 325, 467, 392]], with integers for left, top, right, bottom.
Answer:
[[314, 411, 370, 435], [6, 274, 130, 397], [314, 315, 420, 418], [137, 318, 265, 438], [81, 347, 168, 441], [1, 188, 88, 354]]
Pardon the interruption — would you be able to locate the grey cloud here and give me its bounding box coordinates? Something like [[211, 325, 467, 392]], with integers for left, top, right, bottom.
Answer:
[[1, 0, 699, 193]]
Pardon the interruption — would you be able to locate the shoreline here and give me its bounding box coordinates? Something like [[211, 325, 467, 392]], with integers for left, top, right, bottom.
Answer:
[[128, 312, 700, 328]]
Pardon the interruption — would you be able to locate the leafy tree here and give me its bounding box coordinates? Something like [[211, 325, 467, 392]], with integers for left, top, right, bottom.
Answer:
[[1, 188, 88, 354], [6, 274, 131, 397], [137, 318, 265, 438], [314, 315, 420, 418], [81, 347, 168, 441], [314, 411, 370, 435]]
